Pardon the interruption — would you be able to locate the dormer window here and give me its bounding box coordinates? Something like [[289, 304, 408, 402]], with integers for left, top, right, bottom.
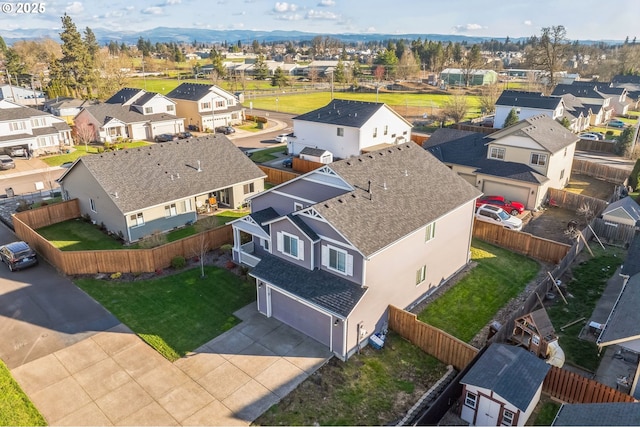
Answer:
[[489, 147, 505, 160], [144, 107, 153, 114], [10, 121, 26, 131]]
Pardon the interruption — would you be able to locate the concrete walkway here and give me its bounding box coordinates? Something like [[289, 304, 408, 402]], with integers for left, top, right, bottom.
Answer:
[[11, 304, 331, 426]]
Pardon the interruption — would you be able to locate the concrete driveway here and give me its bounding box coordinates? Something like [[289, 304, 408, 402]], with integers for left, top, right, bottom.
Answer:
[[10, 304, 331, 425]]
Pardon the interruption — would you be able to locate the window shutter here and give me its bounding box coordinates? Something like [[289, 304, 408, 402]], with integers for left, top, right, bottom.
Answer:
[[277, 232, 283, 252], [346, 254, 353, 276], [322, 245, 329, 267], [298, 239, 304, 260]]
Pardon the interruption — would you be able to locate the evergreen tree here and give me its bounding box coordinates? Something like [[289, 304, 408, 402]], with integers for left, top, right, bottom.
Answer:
[[503, 108, 520, 128], [0, 35, 7, 61], [270, 67, 288, 88], [334, 59, 346, 83], [84, 27, 99, 62], [254, 54, 268, 80], [209, 47, 226, 81], [55, 13, 92, 97]]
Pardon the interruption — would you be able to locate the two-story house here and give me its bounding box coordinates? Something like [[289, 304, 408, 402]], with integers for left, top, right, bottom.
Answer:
[[74, 88, 184, 142], [551, 83, 614, 126], [0, 99, 72, 156], [564, 81, 631, 116], [231, 144, 481, 360], [43, 97, 90, 125], [425, 114, 578, 209], [289, 99, 413, 160], [0, 84, 45, 107], [58, 135, 266, 243], [166, 83, 244, 132]]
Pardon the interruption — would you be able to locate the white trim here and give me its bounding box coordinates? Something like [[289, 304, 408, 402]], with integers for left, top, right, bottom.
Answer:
[[302, 176, 353, 191], [317, 234, 358, 251], [279, 230, 303, 260], [297, 208, 328, 222], [324, 244, 351, 276]]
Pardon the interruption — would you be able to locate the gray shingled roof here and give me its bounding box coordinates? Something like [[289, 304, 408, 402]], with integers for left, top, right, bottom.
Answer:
[[300, 146, 330, 157], [602, 196, 640, 222], [622, 233, 640, 277], [487, 114, 579, 153], [551, 84, 605, 99], [250, 254, 367, 317], [461, 343, 550, 412], [166, 83, 215, 101], [314, 144, 481, 257], [597, 272, 640, 346], [553, 402, 640, 426], [496, 90, 563, 110], [60, 135, 266, 214], [293, 99, 387, 128], [133, 92, 160, 106], [0, 106, 49, 122], [82, 103, 180, 126], [288, 214, 320, 241], [105, 88, 145, 104], [250, 207, 280, 233]]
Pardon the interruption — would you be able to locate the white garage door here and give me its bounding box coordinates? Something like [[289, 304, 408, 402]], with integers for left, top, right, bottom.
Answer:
[[270, 288, 331, 347], [153, 122, 180, 135], [482, 180, 530, 208]]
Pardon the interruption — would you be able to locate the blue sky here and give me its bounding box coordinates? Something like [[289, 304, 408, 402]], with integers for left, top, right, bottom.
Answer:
[[3, 0, 639, 41]]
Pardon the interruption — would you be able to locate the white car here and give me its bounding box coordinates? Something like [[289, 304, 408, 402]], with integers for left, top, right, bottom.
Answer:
[[578, 133, 599, 140], [475, 204, 523, 231], [274, 133, 289, 143]]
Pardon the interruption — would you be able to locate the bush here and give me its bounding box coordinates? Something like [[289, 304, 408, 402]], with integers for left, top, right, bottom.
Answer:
[[171, 256, 186, 269], [138, 231, 168, 249], [220, 244, 233, 254], [15, 199, 31, 212], [110, 272, 122, 280], [629, 159, 640, 190]]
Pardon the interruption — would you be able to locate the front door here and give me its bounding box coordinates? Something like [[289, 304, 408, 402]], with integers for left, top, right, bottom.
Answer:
[[476, 395, 500, 426]]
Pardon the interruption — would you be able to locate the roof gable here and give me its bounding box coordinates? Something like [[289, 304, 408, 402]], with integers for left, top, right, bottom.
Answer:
[[105, 88, 145, 105], [487, 114, 579, 153], [166, 83, 235, 102], [293, 99, 410, 128], [496, 90, 563, 110], [602, 196, 640, 221]]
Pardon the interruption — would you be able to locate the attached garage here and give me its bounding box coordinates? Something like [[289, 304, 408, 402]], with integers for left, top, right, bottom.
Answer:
[[152, 120, 182, 136], [269, 287, 332, 347], [459, 173, 477, 186], [482, 180, 530, 207]]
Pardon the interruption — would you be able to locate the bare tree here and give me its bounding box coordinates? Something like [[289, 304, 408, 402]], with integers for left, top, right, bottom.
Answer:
[[193, 216, 218, 278], [528, 25, 568, 88], [73, 121, 95, 149], [478, 84, 502, 115], [441, 90, 469, 123], [397, 49, 420, 80], [460, 45, 483, 87]]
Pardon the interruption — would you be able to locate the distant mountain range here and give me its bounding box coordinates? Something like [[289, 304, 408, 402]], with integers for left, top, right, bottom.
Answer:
[[0, 27, 621, 46]]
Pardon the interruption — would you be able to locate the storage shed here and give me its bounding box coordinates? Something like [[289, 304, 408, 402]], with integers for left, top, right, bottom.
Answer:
[[601, 196, 640, 227], [299, 146, 333, 164]]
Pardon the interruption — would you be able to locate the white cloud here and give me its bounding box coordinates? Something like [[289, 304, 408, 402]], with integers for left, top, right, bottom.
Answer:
[[232, 11, 247, 15], [523, 20, 532, 26], [125, 6, 134, 10], [65, 1, 84, 13], [365, 26, 377, 33], [306, 9, 339, 20], [274, 2, 298, 13], [318, 0, 335, 6], [453, 23, 484, 32], [142, 6, 164, 14], [274, 13, 303, 21], [163, 0, 182, 4]]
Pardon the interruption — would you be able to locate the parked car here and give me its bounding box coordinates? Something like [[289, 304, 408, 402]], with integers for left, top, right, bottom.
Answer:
[[0, 241, 38, 271], [8, 147, 26, 157], [274, 133, 293, 143], [475, 204, 523, 231], [176, 131, 193, 139], [154, 133, 177, 142], [215, 126, 235, 135], [0, 155, 15, 170], [475, 196, 525, 216], [282, 157, 293, 168], [608, 119, 626, 128], [591, 132, 606, 140], [578, 133, 599, 140]]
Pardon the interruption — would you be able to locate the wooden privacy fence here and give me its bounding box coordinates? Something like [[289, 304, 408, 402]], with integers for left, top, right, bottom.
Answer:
[[543, 366, 636, 404], [571, 158, 630, 185], [473, 220, 570, 264], [548, 188, 610, 213], [388, 305, 479, 370], [591, 217, 637, 246], [576, 139, 617, 154], [14, 198, 81, 229], [292, 157, 323, 174], [258, 165, 300, 185]]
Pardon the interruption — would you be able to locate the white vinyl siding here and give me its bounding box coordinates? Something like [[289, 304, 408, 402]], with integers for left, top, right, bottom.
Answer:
[[277, 231, 304, 260], [321, 244, 353, 276]]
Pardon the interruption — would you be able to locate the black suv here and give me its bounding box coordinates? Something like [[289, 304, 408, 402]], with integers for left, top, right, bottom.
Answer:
[[215, 126, 235, 135], [0, 241, 38, 271]]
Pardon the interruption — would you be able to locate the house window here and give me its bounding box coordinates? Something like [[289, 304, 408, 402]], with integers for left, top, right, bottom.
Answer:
[[489, 147, 505, 160], [564, 147, 567, 157], [532, 335, 540, 345], [201, 102, 211, 110], [182, 199, 192, 212], [384, 125, 388, 135], [294, 202, 303, 211], [403, 130, 408, 135], [322, 245, 353, 276], [464, 392, 477, 409], [31, 118, 45, 127], [10, 121, 26, 131], [144, 107, 153, 114], [277, 231, 303, 260], [337, 127, 344, 137], [166, 105, 175, 112], [373, 127, 378, 138], [425, 222, 436, 242], [243, 182, 255, 194], [130, 213, 144, 227], [501, 409, 514, 426], [216, 100, 225, 108], [37, 137, 48, 147], [560, 169, 565, 180], [261, 238, 270, 251], [416, 265, 426, 285], [90, 198, 96, 212], [530, 153, 547, 166], [165, 203, 177, 217]]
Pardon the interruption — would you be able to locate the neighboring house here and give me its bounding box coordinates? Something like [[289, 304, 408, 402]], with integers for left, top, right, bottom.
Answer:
[[510, 308, 564, 367], [460, 343, 551, 426], [0, 99, 72, 156], [166, 83, 244, 132], [43, 97, 90, 125], [551, 83, 614, 125], [58, 136, 265, 243], [596, 235, 640, 399], [612, 75, 640, 107], [0, 84, 45, 107], [570, 81, 631, 116], [552, 402, 640, 426], [600, 196, 640, 227], [299, 147, 333, 164], [231, 144, 481, 360], [289, 99, 412, 159], [440, 68, 498, 86], [425, 115, 578, 209]]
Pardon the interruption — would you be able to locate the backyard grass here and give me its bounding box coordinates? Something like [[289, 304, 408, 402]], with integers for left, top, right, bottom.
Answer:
[[250, 145, 287, 163], [0, 360, 46, 426], [40, 141, 151, 166], [530, 399, 561, 426], [74, 266, 256, 361], [546, 246, 624, 372], [37, 218, 127, 251], [418, 239, 539, 342], [255, 331, 447, 426], [166, 210, 248, 241]]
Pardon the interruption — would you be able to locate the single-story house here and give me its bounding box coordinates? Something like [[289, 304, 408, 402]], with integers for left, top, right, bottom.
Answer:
[[58, 135, 266, 242], [601, 196, 640, 227]]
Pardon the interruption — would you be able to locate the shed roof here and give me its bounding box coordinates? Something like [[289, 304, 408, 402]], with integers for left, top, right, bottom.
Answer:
[[602, 196, 640, 222]]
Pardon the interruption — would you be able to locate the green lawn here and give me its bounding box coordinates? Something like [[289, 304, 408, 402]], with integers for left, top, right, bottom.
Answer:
[[41, 141, 151, 166], [251, 145, 287, 163], [531, 401, 561, 426], [256, 331, 447, 426], [418, 239, 539, 342], [0, 360, 46, 426], [37, 219, 127, 251], [74, 266, 256, 361], [546, 247, 624, 372]]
